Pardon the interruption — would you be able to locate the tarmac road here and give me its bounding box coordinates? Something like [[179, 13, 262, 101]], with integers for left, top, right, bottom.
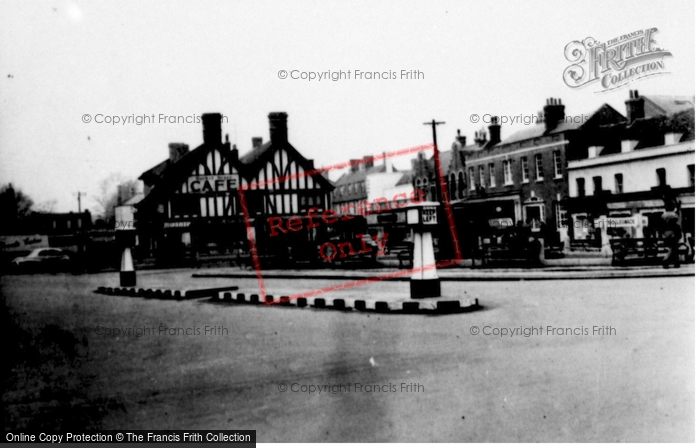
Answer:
[[1, 270, 694, 441]]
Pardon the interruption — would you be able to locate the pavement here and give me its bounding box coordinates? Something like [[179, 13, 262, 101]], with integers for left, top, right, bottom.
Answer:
[[192, 263, 695, 281]]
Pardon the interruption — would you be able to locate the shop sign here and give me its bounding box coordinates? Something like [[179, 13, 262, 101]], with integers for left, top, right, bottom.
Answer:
[[187, 174, 239, 193], [164, 221, 191, 229]]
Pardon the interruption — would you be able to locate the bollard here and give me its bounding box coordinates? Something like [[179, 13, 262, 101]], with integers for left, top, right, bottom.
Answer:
[[119, 247, 137, 287]]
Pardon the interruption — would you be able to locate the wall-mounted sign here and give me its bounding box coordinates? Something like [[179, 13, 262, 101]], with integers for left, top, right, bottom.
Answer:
[[422, 207, 438, 225], [0, 234, 49, 251], [164, 221, 191, 229], [187, 174, 239, 193]]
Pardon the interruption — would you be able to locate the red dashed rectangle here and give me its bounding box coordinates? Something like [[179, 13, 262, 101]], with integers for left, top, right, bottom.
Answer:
[[235, 143, 462, 305]]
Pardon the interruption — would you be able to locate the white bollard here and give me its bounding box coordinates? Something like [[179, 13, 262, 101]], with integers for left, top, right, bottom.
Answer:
[[119, 247, 137, 287], [410, 231, 441, 298]]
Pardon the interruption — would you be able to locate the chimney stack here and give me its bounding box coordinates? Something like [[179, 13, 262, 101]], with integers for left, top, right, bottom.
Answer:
[[350, 159, 360, 173], [268, 112, 288, 144], [168, 143, 189, 163], [252, 137, 263, 148], [543, 98, 565, 132], [363, 154, 374, 170], [456, 129, 467, 147], [625, 89, 645, 124], [202, 113, 222, 147], [487, 116, 501, 146], [474, 129, 488, 147]]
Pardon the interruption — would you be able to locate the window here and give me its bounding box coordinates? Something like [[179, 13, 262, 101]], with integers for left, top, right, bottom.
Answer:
[[553, 150, 563, 178], [576, 178, 585, 197], [555, 202, 567, 229], [488, 163, 496, 187], [458, 172, 466, 198], [656, 168, 666, 186], [593, 176, 602, 194], [615, 173, 623, 194], [468, 167, 476, 190], [521, 157, 529, 183], [449, 173, 457, 200], [503, 160, 513, 185], [689, 165, 695, 187], [535, 154, 544, 181], [478, 166, 485, 187]]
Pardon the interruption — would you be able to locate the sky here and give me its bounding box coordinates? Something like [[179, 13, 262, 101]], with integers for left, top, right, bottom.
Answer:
[[0, 0, 695, 214]]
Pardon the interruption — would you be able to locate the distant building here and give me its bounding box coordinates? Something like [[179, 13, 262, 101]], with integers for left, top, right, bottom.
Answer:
[[566, 91, 694, 248], [331, 155, 406, 216]]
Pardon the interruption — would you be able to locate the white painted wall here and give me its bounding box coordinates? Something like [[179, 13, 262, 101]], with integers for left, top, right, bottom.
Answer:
[[568, 141, 694, 197], [366, 171, 407, 203]]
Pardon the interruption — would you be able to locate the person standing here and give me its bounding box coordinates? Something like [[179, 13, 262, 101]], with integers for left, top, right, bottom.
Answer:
[[661, 204, 681, 269]]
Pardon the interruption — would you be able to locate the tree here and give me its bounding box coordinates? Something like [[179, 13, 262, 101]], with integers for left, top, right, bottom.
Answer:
[[95, 174, 141, 223], [0, 184, 34, 234]]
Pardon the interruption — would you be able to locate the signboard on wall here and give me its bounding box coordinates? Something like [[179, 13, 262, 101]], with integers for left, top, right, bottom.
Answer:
[[0, 234, 49, 251], [187, 175, 239, 193]]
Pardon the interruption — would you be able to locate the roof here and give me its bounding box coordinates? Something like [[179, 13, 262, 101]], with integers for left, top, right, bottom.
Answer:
[[498, 103, 625, 146], [123, 193, 144, 206], [395, 171, 413, 186], [239, 141, 272, 164], [334, 164, 392, 186], [644, 95, 694, 117], [139, 159, 170, 183]]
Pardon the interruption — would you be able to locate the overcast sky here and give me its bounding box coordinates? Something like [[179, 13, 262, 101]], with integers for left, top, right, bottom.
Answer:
[[0, 0, 694, 213]]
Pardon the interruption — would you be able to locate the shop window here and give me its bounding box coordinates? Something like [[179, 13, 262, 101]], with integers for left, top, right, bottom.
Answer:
[[656, 168, 666, 186], [521, 157, 529, 183], [553, 150, 563, 178], [615, 173, 623, 194], [576, 178, 585, 197], [535, 154, 544, 181]]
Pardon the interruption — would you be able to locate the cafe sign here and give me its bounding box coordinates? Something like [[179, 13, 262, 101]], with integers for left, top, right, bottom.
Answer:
[[187, 174, 239, 193]]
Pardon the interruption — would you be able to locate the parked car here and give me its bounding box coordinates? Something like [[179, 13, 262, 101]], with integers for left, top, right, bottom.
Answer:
[[11, 248, 73, 272]]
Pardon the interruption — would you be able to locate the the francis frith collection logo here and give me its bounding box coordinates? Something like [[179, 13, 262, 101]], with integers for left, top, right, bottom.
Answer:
[[563, 27, 672, 92]]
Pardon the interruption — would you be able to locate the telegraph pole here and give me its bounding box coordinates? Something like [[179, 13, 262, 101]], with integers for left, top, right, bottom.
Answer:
[[423, 119, 462, 262], [76, 192, 86, 213], [423, 120, 445, 205]]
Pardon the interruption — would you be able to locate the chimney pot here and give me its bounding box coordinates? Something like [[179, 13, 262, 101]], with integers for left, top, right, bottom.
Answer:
[[252, 137, 263, 148], [202, 113, 222, 146], [625, 90, 645, 123], [268, 112, 288, 145], [487, 115, 501, 146], [544, 97, 565, 131]]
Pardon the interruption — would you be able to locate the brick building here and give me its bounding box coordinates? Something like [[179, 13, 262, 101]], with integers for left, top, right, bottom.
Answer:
[[412, 97, 627, 254]]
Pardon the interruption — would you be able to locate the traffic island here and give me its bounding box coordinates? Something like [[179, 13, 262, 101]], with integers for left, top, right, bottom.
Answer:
[[95, 285, 239, 301], [210, 291, 482, 315]]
